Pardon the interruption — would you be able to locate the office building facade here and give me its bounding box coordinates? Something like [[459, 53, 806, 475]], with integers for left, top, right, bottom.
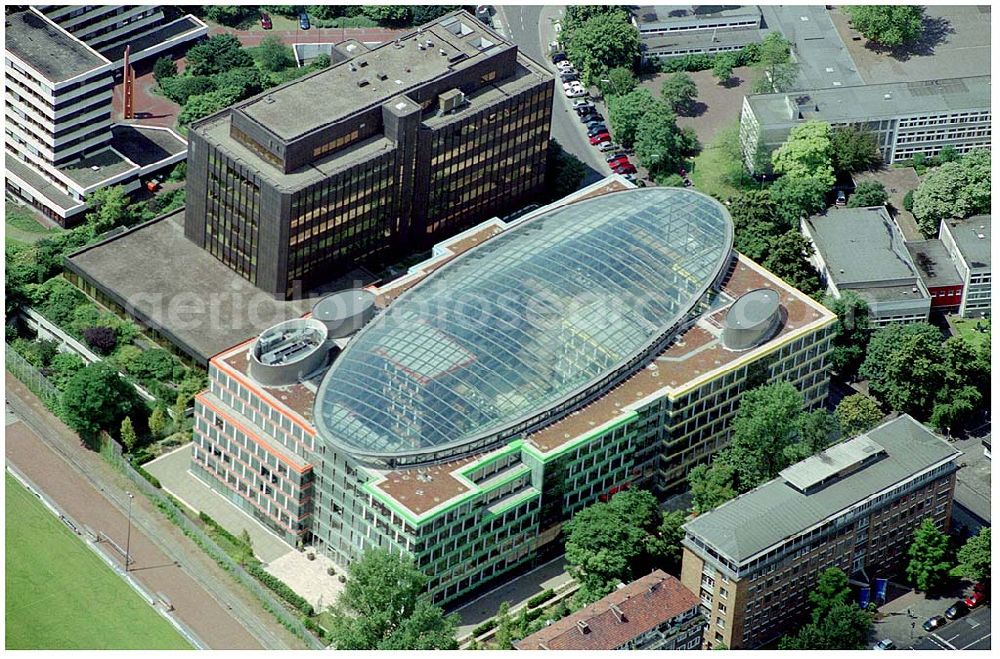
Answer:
[[192, 182, 837, 606], [939, 215, 991, 318], [740, 76, 991, 172], [514, 570, 705, 650], [629, 5, 765, 61], [681, 415, 960, 649], [185, 10, 553, 299], [5, 8, 186, 226]]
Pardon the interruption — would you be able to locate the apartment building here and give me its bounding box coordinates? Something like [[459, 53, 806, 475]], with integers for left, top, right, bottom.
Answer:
[[5, 8, 186, 226], [36, 5, 207, 65], [802, 206, 931, 326], [185, 10, 554, 299], [681, 415, 961, 649], [514, 570, 705, 650], [740, 76, 991, 172], [190, 180, 837, 606], [939, 215, 991, 318], [630, 5, 765, 61]]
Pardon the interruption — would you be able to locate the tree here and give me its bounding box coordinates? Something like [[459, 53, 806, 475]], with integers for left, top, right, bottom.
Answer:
[[657, 509, 687, 572], [562, 10, 641, 86], [711, 52, 737, 84], [186, 34, 254, 76], [606, 88, 659, 148], [237, 529, 254, 566], [780, 602, 873, 650], [542, 139, 586, 204], [128, 349, 183, 382], [62, 362, 141, 439], [326, 549, 458, 650], [178, 87, 242, 127], [148, 404, 169, 439], [409, 6, 459, 25], [845, 5, 924, 48], [762, 231, 822, 296], [256, 36, 296, 72], [159, 75, 216, 105], [153, 56, 177, 84], [563, 489, 679, 603], [911, 150, 991, 237], [660, 72, 697, 115], [826, 291, 871, 377], [831, 126, 882, 175], [726, 381, 807, 485], [750, 32, 798, 94], [860, 323, 945, 417], [930, 335, 990, 434], [600, 66, 637, 98], [688, 462, 738, 515], [771, 121, 835, 189], [952, 528, 990, 582], [729, 190, 781, 260], [212, 67, 268, 101], [81, 326, 117, 355], [847, 180, 888, 208], [906, 519, 953, 593], [120, 416, 137, 452], [203, 5, 258, 28], [836, 394, 883, 437], [769, 174, 829, 227], [85, 185, 150, 234], [361, 6, 412, 27], [493, 602, 515, 650], [46, 352, 86, 391], [809, 568, 853, 624], [634, 104, 691, 178]]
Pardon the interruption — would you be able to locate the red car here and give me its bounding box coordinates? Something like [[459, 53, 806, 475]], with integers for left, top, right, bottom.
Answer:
[[614, 165, 638, 175], [260, 13, 272, 29], [589, 132, 611, 145], [964, 589, 988, 608], [608, 156, 631, 168]]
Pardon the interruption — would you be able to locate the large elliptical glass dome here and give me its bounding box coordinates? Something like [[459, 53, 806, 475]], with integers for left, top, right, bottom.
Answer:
[[315, 187, 735, 465]]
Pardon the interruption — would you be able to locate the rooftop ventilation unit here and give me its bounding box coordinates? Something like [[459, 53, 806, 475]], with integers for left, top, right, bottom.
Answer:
[[358, 59, 368, 67], [393, 39, 402, 48], [377, 72, 388, 81], [884, 93, 892, 99], [425, 39, 434, 48], [349, 62, 357, 72], [610, 604, 626, 623], [357, 78, 370, 87], [439, 48, 447, 56], [439, 88, 466, 113], [249, 319, 332, 387]]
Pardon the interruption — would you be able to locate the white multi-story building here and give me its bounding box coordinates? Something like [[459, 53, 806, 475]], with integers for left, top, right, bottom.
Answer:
[[629, 5, 765, 61], [939, 215, 991, 318], [37, 5, 207, 65], [740, 76, 991, 172], [5, 8, 187, 226]]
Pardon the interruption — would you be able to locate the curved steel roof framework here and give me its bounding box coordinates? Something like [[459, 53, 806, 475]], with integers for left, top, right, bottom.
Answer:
[[315, 187, 734, 463]]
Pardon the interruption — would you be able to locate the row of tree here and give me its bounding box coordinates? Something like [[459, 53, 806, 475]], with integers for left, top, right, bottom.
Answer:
[[200, 6, 459, 29]]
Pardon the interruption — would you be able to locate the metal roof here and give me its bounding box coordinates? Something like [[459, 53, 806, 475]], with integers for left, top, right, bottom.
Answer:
[[779, 435, 885, 491], [682, 415, 961, 564], [315, 187, 734, 460]]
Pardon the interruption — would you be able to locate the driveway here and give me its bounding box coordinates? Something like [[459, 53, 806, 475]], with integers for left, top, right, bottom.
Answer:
[[494, 5, 611, 186]]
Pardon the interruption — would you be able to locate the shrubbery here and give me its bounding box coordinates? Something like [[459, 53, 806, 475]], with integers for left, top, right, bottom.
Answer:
[[82, 326, 118, 354], [526, 589, 556, 609], [246, 563, 315, 616]]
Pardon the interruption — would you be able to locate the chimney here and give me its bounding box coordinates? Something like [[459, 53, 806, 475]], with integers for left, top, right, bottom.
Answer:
[[611, 604, 626, 623], [576, 621, 590, 634]]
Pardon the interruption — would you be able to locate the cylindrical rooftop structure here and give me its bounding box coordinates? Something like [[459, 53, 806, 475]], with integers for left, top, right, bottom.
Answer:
[[722, 288, 782, 351], [312, 289, 376, 339], [249, 318, 330, 386]]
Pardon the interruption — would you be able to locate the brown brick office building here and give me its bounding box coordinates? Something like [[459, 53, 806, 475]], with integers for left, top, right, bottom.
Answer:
[[184, 10, 553, 299], [680, 415, 961, 649]]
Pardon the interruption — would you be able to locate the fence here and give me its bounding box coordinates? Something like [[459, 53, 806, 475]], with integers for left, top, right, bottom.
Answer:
[[6, 343, 62, 411], [98, 435, 324, 649]]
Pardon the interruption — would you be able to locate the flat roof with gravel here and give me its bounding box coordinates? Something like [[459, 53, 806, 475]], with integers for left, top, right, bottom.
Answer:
[[944, 215, 991, 269], [5, 9, 108, 82], [905, 239, 964, 288]]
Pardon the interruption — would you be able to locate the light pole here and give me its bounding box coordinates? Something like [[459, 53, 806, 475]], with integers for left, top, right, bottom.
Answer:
[[124, 491, 134, 572]]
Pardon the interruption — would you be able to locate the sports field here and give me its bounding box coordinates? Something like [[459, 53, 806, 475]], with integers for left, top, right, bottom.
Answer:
[[5, 473, 191, 649]]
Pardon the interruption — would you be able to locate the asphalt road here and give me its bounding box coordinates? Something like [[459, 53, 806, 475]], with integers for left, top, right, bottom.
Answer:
[[909, 605, 991, 650], [494, 5, 610, 186]]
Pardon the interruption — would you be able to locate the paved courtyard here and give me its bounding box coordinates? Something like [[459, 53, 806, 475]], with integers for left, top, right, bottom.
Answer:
[[853, 167, 922, 240], [873, 579, 990, 650]]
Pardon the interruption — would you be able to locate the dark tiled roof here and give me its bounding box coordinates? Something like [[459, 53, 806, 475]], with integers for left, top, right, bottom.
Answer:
[[514, 570, 699, 650]]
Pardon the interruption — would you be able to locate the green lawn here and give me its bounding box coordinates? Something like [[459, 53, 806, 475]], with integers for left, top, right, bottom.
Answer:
[[5, 203, 56, 247], [5, 473, 191, 650], [950, 315, 991, 350], [689, 144, 756, 202]]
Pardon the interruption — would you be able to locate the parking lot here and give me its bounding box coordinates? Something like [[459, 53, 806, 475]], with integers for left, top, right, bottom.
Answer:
[[909, 604, 991, 650], [872, 579, 990, 651]]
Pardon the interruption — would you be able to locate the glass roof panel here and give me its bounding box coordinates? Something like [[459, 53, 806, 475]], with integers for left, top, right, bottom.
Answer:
[[315, 187, 733, 457]]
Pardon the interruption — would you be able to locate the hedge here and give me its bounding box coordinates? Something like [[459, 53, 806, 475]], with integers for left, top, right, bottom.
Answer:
[[653, 41, 762, 74], [527, 589, 556, 609], [131, 460, 162, 488], [472, 619, 498, 637], [246, 562, 315, 616], [198, 511, 251, 553]]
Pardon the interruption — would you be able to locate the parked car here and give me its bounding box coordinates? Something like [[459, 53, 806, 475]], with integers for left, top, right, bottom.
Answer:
[[598, 141, 618, 152], [835, 189, 847, 206], [923, 616, 947, 632], [572, 98, 592, 108], [579, 112, 601, 123], [587, 127, 609, 138], [621, 173, 639, 184], [585, 119, 606, 129], [945, 601, 969, 620], [565, 86, 587, 98], [608, 156, 631, 168], [576, 107, 598, 117], [873, 639, 896, 650], [560, 73, 579, 83], [613, 164, 638, 175], [556, 60, 575, 71], [260, 13, 272, 29], [589, 132, 611, 145], [298, 11, 310, 30], [606, 151, 629, 162], [552, 51, 567, 64], [964, 590, 988, 608]]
